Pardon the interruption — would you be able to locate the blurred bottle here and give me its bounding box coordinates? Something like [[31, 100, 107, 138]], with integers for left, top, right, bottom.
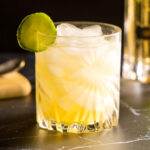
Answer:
[[123, 0, 150, 83]]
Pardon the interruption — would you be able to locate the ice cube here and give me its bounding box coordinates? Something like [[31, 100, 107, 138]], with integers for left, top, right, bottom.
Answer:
[[56, 23, 81, 36], [82, 25, 103, 36], [55, 23, 104, 47], [48, 65, 65, 77], [57, 23, 103, 37], [79, 25, 104, 46]]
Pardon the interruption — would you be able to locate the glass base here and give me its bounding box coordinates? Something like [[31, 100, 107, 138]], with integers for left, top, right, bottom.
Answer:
[[123, 55, 150, 83], [37, 118, 118, 133]]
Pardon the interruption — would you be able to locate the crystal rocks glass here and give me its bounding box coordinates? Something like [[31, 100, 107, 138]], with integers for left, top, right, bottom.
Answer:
[[36, 22, 121, 133]]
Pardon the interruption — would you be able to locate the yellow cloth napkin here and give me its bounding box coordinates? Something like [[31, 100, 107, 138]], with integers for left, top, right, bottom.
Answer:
[[0, 72, 32, 99]]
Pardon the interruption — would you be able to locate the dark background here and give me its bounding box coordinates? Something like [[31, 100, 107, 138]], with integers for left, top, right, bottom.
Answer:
[[0, 0, 124, 53]]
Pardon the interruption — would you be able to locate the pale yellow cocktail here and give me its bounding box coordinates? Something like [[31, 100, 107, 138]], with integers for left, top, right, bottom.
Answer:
[[36, 22, 121, 133]]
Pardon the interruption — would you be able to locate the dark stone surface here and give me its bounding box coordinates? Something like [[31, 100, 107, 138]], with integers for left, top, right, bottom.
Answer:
[[0, 53, 150, 150]]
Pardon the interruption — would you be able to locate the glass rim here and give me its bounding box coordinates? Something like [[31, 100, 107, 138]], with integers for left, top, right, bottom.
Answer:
[[53, 21, 121, 38]]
